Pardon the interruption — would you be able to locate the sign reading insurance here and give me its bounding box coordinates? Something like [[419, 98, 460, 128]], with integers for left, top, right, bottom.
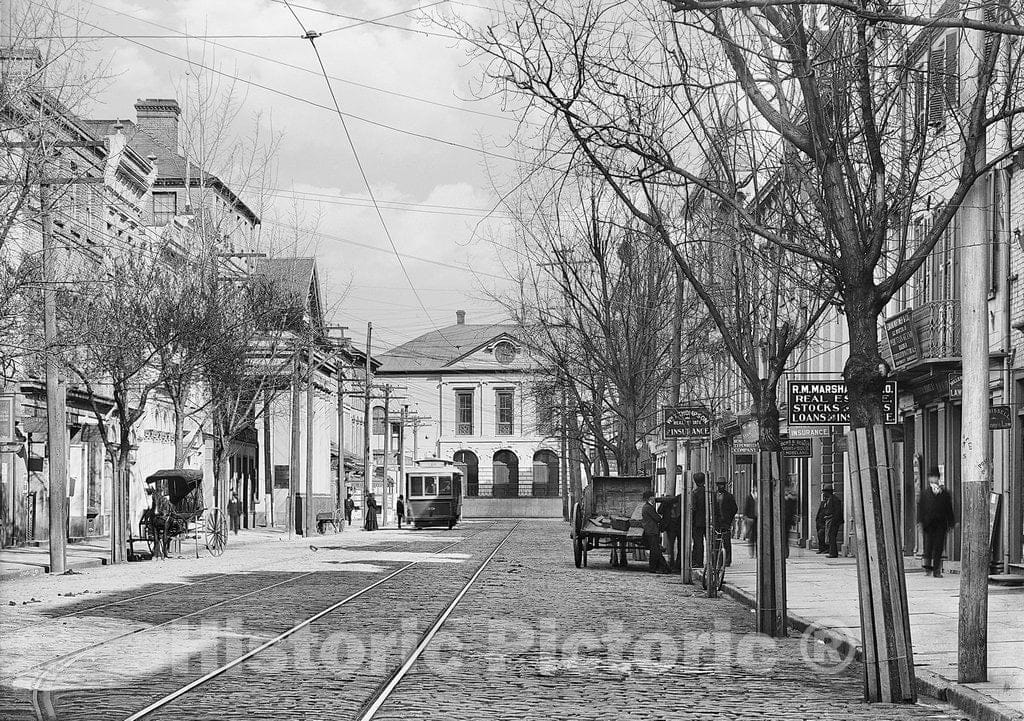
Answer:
[[787, 380, 898, 426], [663, 406, 711, 440]]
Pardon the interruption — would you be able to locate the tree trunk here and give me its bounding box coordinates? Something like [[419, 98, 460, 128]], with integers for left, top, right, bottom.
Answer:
[[843, 283, 917, 703], [110, 427, 132, 565], [172, 397, 186, 469], [755, 385, 787, 637]]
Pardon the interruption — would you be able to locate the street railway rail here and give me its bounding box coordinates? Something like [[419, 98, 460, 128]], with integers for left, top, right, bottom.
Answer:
[[1, 521, 513, 721]]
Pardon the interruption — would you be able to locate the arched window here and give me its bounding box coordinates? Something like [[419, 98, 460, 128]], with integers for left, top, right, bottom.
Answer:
[[532, 450, 559, 497], [492, 450, 519, 498], [372, 407, 385, 435], [454, 450, 479, 497]]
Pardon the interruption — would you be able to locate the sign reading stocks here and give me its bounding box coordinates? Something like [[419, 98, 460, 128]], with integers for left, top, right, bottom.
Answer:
[[787, 380, 899, 426]]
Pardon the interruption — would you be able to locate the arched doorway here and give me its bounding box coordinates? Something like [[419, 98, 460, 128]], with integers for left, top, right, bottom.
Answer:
[[492, 450, 519, 498], [454, 450, 479, 497], [532, 450, 559, 497]]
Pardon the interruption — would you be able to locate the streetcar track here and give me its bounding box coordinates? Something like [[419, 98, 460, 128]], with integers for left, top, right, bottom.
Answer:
[[119, 520, 506, 721], [356, 520, 520, 721]]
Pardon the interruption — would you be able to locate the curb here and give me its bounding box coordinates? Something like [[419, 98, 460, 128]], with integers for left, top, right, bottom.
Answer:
[[715, 578, 1024, 721], [0, 556, 106, 581]]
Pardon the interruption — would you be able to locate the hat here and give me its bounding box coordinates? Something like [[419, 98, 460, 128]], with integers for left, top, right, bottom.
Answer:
[[715, 478, 727, 486], [693, 472, 706, 485], [927, 466, 941, 478]]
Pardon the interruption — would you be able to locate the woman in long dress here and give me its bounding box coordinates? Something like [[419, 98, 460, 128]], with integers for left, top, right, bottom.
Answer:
[[364, 493, 379, 531]]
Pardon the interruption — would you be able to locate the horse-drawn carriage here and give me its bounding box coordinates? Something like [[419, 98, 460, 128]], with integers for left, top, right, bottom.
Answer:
[[135, 469, 226, 559]]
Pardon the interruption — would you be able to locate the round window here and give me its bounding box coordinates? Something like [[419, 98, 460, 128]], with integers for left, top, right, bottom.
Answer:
[[494, 341, 516, 364]]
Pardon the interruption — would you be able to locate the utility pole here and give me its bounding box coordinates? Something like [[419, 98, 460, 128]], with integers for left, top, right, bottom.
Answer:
[[399, 404, 408, 509], [958, 4, 991, 683], [337, 350, 346, 510], [305, 334, 315, 537], [290, 355, 301, 538], [382, 384, 392, 527], [40, 175, 68, 574], [560, 380, 569, 521], [363, 323, 373, 502]]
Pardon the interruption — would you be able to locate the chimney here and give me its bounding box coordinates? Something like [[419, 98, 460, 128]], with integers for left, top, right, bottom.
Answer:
[[456, 310, 466, 325], [134, 98, 180, 152]]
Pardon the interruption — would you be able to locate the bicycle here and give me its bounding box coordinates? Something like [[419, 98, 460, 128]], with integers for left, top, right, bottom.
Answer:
[[701, 527, 727, 596]]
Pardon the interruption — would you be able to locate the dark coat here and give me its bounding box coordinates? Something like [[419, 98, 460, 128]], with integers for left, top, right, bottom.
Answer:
[[227, 499, 241, 518], [641, 501, 663, 536], [344, 497, 356, 513], [691, 486, 707, 529], [784, 494, 799, 530], [712, 490, 738, 530], [743, 493, 757, 520], [816, 493, 842, 527], [918, 486, 955, 531], [396, 499, 405, 517]]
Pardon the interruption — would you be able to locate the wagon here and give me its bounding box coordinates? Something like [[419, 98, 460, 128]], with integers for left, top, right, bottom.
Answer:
[[137, 469, 226, 559], [570, 475, 652, 568]]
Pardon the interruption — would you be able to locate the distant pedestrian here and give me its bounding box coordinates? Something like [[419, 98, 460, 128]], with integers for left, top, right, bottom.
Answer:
[[783, 480, 799, 558], [640, 490, 671, 574], [712, 478, 738, 567], [228, 492, 241, 535], [743, 485, 758, 557], [396, 495, 406, 529], [815, 486, 843, 557], [918, 467, 955, 577], [344, 493, 357, 525], [690, 472, 707, 568], [660, 493, 682, 571], [364, 493, 380, 531]]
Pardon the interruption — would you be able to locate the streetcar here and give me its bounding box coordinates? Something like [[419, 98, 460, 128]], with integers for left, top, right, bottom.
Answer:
[[404, 458, 463, 529]]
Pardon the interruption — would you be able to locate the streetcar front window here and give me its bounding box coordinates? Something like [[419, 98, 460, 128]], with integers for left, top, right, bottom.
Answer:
[[439, 477, 452, 496], [410, 476, 423, 496], [424, 476, 437, 495]]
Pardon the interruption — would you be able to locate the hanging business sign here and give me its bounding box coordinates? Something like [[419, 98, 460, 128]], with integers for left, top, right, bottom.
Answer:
[[884, 310, 920, 370], [788, 426, 833, 438], [663, 406, 711, 440], [990, 405, 1013, 430], [780, 438, 813, 458], [787, 380, 898, 426]]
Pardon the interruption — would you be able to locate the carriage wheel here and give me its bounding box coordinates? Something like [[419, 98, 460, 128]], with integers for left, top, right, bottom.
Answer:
[[573, 537, 583, 568], [205, 511, 227, 557], [140, 519, 157, 557], [582, 541, 588, 568]]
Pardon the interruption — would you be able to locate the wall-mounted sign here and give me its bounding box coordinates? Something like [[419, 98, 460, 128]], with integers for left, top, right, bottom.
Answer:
[[781, 438, 813, 458], [732, 442, 758, 454], [884, 310, 920, 370], [787, 380, 898, 426], [789, 426, 833, 438], [990, 405, 1013, 430], [0, 396, 13, 443], [663, 406, 711, 440], [948, 373, 962, 400]]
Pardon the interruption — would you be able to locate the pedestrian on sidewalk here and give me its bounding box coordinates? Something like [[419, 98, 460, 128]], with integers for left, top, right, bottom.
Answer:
[[228, 492, 241, 535], [783, 479, 799, 559], [712, 478, 737, 567], [665, 493, 682, 571], [641, 490, 671, 574], [918, 467, 955, 577], [364, 492, 380, 531], [396, 495, 406, 529], [743, 485, 758, 557], [690, 473, 707, 568], [815, 486, 843, 557], [344, 493, 357, 526]]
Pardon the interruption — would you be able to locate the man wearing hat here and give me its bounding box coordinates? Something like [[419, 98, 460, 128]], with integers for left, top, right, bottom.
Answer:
[[918, 466, 955, 577], [711, 477, 738, 567], [690, 472, 707, 568], [815, 485, 843, 557], [641, 490, 671, 573]]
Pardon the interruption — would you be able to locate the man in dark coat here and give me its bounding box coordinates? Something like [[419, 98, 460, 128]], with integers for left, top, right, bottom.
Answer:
[[918, 467, 956, 577], [783, 480, 799, 559], [658, 494, 682, 571], [641, 490, 670, 574], [228, 492, 241, 535], [816, 486, 843, 557], [712, 478, 738, 567], [691, 473, 707, 568], [344, 493, 356, 525], [396, 495, 406, 529]]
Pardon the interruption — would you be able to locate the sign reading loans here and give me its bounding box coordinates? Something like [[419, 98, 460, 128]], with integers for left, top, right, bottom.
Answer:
[[787, 380, 898, 426], [663, 406, 711, 440]]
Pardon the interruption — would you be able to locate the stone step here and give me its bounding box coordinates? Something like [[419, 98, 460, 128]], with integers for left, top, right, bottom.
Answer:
[[989, 573, 1024, 586]]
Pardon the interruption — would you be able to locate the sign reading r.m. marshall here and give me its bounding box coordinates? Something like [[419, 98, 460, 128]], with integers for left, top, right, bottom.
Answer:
[[787, 380, 898, 426]]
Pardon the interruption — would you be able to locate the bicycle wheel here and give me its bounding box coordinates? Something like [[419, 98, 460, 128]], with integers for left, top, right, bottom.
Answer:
[[205, 510, 227, 557]]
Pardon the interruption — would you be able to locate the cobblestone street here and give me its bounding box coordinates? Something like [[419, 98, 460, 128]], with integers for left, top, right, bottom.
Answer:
[[0, 519, 962, 720]]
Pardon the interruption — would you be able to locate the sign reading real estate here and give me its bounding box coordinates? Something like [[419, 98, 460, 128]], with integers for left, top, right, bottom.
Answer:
[[0, 396, 13, 444], [780, 438, 813, 458], [663, 406, 711, 440], [787, 380, 898, 426], [884, 310, 920, 370]]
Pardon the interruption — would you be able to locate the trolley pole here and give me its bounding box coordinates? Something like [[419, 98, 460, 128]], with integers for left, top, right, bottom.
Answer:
[[290, 355, 301, 538], [382, 384, 391, 527], [362, 323, 373, 503], [304, 334, 315, 537], [337, 352, 346, 511], [399, 405, 408, 510]]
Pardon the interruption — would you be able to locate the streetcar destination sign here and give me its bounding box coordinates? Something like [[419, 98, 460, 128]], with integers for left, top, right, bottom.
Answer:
[[787, 380, 898, 426]]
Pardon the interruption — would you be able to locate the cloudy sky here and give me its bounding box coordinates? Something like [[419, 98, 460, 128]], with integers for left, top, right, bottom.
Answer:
[[46, 0, 529, 355]]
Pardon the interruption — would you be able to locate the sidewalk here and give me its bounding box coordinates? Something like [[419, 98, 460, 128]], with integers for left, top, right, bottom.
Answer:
[[720, 544, 1024, 720]]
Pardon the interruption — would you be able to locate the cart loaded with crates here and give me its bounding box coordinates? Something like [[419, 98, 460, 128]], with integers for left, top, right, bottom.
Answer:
[[133, 469, 226, 560], [570, 475, 653, 568]]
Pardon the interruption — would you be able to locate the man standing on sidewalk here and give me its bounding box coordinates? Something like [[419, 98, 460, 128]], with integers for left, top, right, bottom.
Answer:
[[712, 478, 737, 567], [918, 467, 955, 577], [691, 473, 707, 568], [816, 486, 843, 557], [641, 490, 670, 574]]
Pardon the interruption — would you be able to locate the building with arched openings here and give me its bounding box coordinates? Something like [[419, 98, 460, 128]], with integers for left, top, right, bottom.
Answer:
[[374, 311, 563, 518]]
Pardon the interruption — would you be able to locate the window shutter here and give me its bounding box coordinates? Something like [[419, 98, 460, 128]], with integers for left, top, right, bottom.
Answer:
[[944, 32, 959, 109], [927, 45, 945, 126]]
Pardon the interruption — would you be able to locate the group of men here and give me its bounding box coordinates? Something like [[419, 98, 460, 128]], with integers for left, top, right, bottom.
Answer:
[[640, 464, 957, 577]]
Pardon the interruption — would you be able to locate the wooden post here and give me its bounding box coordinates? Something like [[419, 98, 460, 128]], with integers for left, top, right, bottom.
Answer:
[[382, 385, 391, 527], [263, 392, 273, 527], [399, 405, 407, 512], [756, 450, 787, 636], [289, 355, 301, 538], [363, 323, 372, 500], [848, 425, 916, 703], [304, 337, 315, 537], [337, 354, 345, 512]]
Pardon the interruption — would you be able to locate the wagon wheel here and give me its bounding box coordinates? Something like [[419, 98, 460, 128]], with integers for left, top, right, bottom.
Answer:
[[582, 540, 588, 568], [573, 537, 584, 568], [139, 517, 157, 558], [205, 510, 227, 557]]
